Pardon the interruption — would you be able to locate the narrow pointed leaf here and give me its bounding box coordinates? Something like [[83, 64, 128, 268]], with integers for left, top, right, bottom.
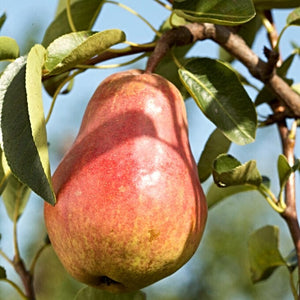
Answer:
[[45, 29, 126, 75], [74, 287, 146, 300], [0, 266, 6, 279], [212, 154, 262, 187], [198, 129, 231, 182], [179, 58, 257, 145], [173, 0, 255, 26], [0, 56, 56, 204], [248, 225, 286, 283], [42, 0, 105, 47], [287, 7, 300, 26], [0, 13, 6, 31]]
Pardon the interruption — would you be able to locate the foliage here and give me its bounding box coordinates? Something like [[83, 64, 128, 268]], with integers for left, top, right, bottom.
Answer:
[[0, 0, 300, 299]]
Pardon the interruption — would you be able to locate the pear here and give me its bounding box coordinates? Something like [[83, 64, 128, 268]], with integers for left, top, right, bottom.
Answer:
[[44, 69, 207, 292]]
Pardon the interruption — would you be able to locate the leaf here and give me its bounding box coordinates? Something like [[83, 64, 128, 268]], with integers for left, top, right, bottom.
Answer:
[[0, 13, 6, 31], [0, 149, 8, 195], [74, 287, 146, 300], [0, 36, 20, 60], [0, 266, 6, 279], [277, 154, 292, 189], [253, 0, 300, 9], [206, 182, 256, 209], [212, 154, 262, 187], [198, 128, 231, 182], [173, 0, 256, 26], [2, 172, 31, 221], [179, 58, 257, 145], [43, 72, 70, 97], [248, 225, 286, 283], [286, 7, 300, 26], [0, 56, 56, 205], [42, 0, 105, 47], [45, 29, 126, 75]]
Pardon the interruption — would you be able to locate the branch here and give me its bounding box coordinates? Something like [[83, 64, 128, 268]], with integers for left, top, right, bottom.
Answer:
[[145, 22, 300, 116]]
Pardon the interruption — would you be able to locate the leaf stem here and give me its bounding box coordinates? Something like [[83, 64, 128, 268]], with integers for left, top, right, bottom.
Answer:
[[153, 0, 172, 10], [104, 0, 161, 37], [0, 249, 13, 267], [66, 0, 77, 32], [29, 243, 49, 275], [258, 184, 285, 213], [45, 69, 84, 124], [1, 278, 27, 300]]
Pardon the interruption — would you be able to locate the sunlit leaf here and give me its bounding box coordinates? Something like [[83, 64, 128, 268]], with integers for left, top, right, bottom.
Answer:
[[0, 36, 20, 60], [0, 56, 56, 205], [173, 0, 255, 25], [0, 266, 6, 279], [286, 7, 300, 26], [74, 286, 146, 300], [179, 58, 257, 145], [198, 129, 231, 183], [248, 225, 286, 283], [212, 154, 262, 187], [42, 0, 105, 47], [45, 29, 126, 75]]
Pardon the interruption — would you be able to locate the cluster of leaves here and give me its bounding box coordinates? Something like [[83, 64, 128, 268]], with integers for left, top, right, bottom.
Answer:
[[0, 0, 300, 299]]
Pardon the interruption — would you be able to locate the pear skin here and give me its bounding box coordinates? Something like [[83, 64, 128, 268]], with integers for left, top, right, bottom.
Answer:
[[44, 69, 207, 292]]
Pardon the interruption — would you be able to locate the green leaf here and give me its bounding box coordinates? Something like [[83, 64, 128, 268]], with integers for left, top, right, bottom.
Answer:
[[0, 37, 20, 61], [198, 129, 231, 182], [253, 0, 300, 9], [0, 13, 6, 31], [0, 56, 56, 205], [0, 149, 8, 195], [248, 225, 286, 283], [45, 29, 126, 75], [2, 173, 31, 221], [0, 266, 6, 279], [42, 0, 105, 47], [277, 154, 292, 189], [43, 72, 70, 97], [173, 0, 256, 26], [212, 154, 262, 187], [286, 7, 300, 26], [74, 287, 146, 300], [179, 58, 257, 145], [206, 182, 256, 209]]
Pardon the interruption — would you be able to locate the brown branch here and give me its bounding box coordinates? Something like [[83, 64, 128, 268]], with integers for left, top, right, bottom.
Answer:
[[145, 22, 300, 116]]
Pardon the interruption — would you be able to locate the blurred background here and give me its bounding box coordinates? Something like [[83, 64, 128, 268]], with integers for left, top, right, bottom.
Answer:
[[0, 1, 299, 299]]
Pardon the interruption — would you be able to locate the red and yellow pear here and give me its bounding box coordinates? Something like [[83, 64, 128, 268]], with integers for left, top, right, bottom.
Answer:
[[44, 69, 207, 292]]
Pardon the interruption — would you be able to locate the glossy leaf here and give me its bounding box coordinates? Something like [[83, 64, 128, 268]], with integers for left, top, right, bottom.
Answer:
[[173, 0, 255, 25], [179, 58, 257, 145], [42, 0, 105, 47], [0, 56, 56, 204], [45, 29, 126, 75], [212, 154, 262, 187], [286, 7, 300, 26], [0, 36, 20, 60], [0, 266, 6, 279], [198, 128, 231, 182], [74, 287, 146, 300], [253, 0, 300, 9], [0, 13, 6, 30], [248, 225, 286, 283]]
